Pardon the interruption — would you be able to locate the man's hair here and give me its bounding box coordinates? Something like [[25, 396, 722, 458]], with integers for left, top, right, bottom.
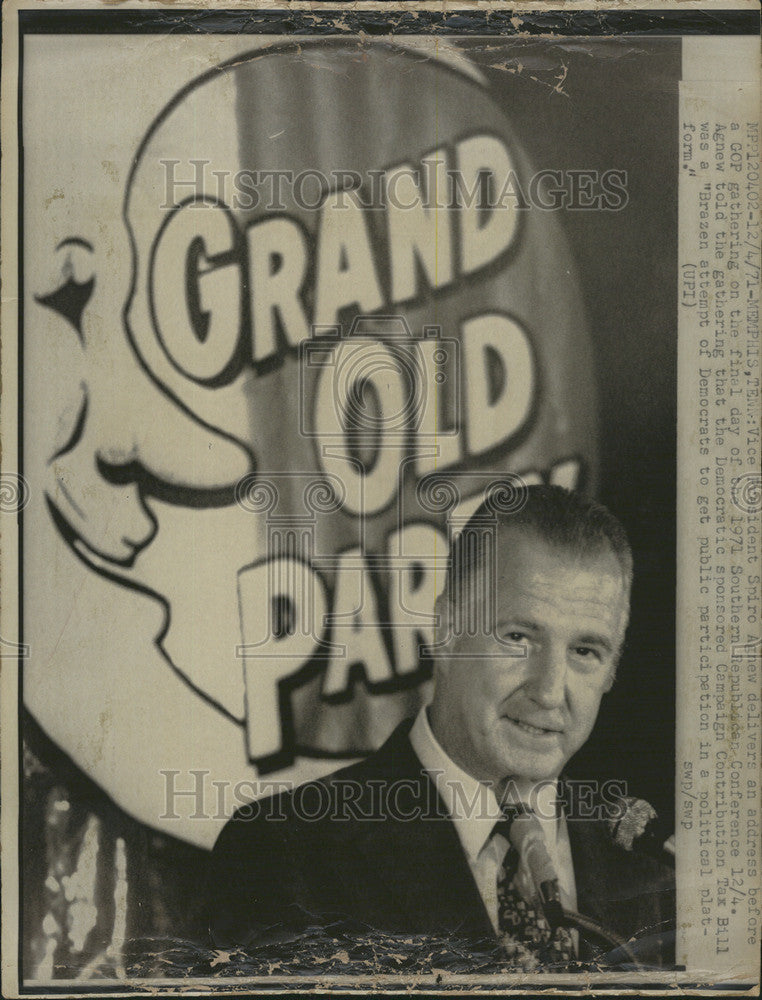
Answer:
[[445, 482, 633, 610]]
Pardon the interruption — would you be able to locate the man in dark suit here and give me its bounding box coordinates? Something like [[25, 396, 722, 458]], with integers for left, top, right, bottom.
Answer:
[[207, 485, 675, 970]]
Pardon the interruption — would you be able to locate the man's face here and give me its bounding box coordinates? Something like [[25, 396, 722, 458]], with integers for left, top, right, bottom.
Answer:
[[430, 527, 629, 786]]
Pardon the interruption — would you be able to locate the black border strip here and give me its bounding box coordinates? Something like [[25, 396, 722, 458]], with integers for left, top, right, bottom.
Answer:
[[17, 19, 26, 991], [16, 981, 760, 996], [18, 8, 761, 36]]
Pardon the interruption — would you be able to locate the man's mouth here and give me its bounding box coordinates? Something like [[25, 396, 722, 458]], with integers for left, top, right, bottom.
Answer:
[[506, 717, 561, 736]]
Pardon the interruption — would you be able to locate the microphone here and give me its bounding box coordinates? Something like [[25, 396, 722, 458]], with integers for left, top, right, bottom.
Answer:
[[607, 796, 675, 865], [502, 804, 644, 967], [503, 807, 564, 931]]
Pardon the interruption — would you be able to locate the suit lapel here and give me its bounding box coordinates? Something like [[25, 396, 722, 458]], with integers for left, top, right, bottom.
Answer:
[[568, 817, 627, 931], [569, 808, 677, 962], [361, 723, 495, 940]]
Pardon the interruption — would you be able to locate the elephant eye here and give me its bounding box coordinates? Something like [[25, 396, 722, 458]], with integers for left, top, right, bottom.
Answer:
[[35, 238, 95, 339]]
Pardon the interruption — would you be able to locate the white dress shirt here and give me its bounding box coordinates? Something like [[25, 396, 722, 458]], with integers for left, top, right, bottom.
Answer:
[[409, 706, 578, 933]]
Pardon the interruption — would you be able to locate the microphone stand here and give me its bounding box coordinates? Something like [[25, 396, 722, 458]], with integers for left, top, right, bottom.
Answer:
[[559, 907, 642, 970], [535, 881, 642, 969]]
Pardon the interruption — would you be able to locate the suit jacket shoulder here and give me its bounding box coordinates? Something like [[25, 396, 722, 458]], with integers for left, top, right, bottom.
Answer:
[[207, 722, 494, 948]]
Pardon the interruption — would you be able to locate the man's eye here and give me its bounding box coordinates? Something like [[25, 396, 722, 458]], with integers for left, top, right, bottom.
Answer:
[[506, 631, 529, 643], [574, 646, 601, 660]]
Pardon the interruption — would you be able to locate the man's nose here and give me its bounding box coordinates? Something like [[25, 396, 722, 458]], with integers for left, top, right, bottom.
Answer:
[[526, 644, 566, 708]]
